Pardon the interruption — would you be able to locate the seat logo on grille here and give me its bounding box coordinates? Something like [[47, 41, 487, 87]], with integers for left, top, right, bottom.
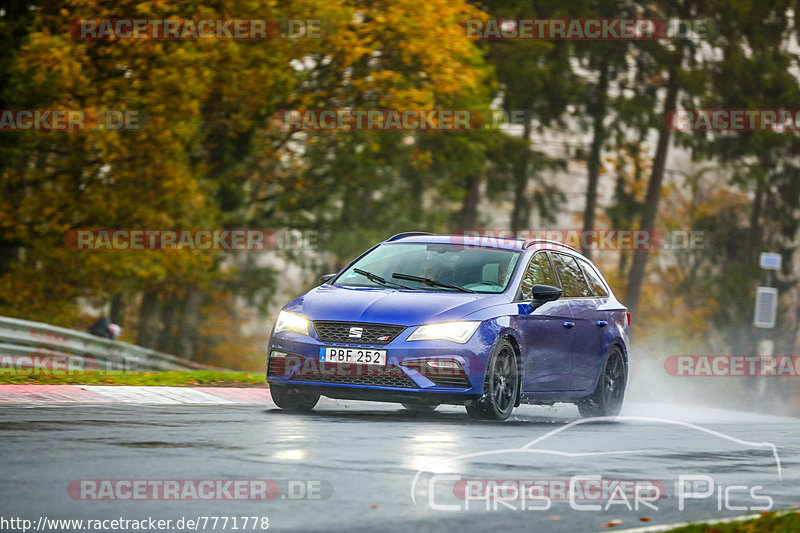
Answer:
[[348, 327, 363, 338]]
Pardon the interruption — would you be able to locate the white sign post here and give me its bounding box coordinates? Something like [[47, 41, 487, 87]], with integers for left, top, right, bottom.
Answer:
[[753, 287, 778, 329], [759, 252, 781, 271]]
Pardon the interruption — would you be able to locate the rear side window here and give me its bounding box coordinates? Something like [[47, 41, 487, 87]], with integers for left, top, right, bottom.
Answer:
[[520, 252, 557, 300], [579, 259, 609, 297], [551, 253, 592, 297]]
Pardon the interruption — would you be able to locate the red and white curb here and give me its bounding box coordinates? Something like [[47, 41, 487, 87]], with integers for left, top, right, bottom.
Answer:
[[0, 385, 271, 405]]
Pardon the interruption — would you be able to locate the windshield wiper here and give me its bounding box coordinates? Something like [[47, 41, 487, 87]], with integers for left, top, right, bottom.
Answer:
[[353, 268, 413, 290], [391, 273, 475, 293]]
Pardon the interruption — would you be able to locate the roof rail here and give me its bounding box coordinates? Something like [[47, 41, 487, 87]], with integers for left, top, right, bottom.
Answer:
[[386, 232, 435, 241], [522, 239, 581, 253]]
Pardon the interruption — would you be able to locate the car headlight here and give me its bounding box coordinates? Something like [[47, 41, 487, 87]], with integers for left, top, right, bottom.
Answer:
[[274, 310, 310, 336], [406, 321, 481, 343]]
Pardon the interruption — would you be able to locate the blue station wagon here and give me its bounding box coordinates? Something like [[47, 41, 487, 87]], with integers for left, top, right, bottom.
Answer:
[[266, 233, 630, 420]]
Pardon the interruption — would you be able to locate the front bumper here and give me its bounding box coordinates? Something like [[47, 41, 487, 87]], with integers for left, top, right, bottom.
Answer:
[[265, 323, 496, 401]]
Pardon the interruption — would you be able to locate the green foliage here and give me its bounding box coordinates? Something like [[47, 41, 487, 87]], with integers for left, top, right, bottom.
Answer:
[[0, 369, 265, 387], [3, 0, 800, 362], [665, 510, 800, 533]]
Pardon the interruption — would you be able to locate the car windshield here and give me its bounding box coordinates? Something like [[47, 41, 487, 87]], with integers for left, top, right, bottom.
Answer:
[[334, 243, 521, 293]]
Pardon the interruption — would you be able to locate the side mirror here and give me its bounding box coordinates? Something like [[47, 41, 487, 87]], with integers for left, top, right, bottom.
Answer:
[[319, 273, 336, 283], [531, 284, 562, 302]]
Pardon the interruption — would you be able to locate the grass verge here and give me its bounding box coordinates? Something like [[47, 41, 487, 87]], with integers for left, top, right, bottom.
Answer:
[[0, 370, 266, 387], [664, 510, 800, 532]]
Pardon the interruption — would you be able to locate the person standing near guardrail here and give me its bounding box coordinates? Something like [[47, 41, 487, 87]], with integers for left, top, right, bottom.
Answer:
[[87, 317, 121, 340]]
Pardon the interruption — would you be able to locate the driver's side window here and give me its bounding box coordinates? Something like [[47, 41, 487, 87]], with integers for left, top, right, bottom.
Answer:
[[520, 252, 557, 300]]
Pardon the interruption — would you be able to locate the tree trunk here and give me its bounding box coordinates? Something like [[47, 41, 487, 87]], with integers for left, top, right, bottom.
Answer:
[[581, 61, 610, 260], [136, 288, 161, 349], [175, 287, 203, 360], [109, 292, 126, 328], [625, 57, 681, 318], [511, 113, 532, 231], [409, 169, 424, 223], [748, 175, 765, 259], [157, 290, 180, 354], [457, 172, 482, 231], [615, 169, 630, 279]]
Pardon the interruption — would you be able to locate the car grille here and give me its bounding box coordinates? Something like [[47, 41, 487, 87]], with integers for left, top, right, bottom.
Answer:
[[401, 360, 472, 388], [290, 362, 418, 389], [427, 376, 472, 388], [313, 321, 406, 345], [267, 356, 286, 376], [268, 353, 307, 377]]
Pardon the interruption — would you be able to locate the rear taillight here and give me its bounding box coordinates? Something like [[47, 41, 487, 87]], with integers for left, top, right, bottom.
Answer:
[[626, 312, 631, 326]]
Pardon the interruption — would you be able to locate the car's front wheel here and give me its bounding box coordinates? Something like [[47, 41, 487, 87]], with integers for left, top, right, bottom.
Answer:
[[577, 347, 626, 418], [466, 339, 519, 421], [269, 385, 320, 412]]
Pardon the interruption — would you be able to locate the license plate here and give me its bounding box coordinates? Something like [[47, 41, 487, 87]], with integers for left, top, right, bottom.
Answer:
[[320, 347, 387, 366]]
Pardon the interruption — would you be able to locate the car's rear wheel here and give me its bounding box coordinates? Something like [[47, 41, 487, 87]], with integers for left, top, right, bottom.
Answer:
[[577, 347, 626, 418], [269, 385, 320, 412], [401, 402, 439, 413], [466, 339, 519, 421]]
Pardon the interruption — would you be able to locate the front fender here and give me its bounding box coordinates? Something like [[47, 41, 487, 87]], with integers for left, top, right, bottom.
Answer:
[[469, 316, 523, 403]]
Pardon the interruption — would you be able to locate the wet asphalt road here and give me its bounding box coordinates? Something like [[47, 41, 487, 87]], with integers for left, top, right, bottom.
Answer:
[[0, 398, 798, 533]]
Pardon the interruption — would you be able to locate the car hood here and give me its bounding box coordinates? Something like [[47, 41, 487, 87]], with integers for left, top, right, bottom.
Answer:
[[283, 284, 508, 326]]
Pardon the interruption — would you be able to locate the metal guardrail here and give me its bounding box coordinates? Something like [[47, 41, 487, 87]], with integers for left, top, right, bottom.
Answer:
[[0, 316, 219, 372]]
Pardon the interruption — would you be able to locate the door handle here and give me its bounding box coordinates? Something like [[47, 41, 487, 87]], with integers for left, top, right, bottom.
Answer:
[[563, 321, 575, 329], [596, 320, 608, 327]]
